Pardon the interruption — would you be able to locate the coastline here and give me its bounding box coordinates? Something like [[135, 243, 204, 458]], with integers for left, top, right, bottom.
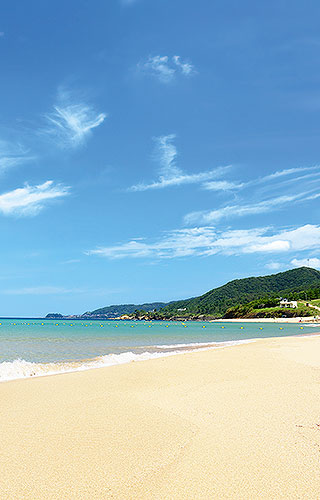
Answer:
[[1, 320, 317, 383], [1, 334, 320, 498]]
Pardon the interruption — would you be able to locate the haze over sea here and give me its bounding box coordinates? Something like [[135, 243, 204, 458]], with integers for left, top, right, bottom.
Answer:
[[0, 319, 314, 382]]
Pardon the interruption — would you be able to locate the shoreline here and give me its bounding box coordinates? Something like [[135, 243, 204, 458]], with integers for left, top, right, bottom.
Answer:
[[1, 334, 320, 498], [2, 329, 320, 383], [0, 339, 258, 384]]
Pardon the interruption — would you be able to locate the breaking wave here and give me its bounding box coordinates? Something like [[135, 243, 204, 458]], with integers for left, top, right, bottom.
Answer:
[[0, 339, 254, 382]]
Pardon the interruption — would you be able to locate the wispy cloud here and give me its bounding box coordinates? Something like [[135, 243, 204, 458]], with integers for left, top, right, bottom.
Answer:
[[202, 180, 244, 191], [0, 180, 70, 216], [139, 55, 195, 83], [249, 167, 320, 199], [129, 136, 320, 201], [185, 163, 320, 224], [184, 192, 315, 224], [43, 89, 106, 148], [86, 224, 320, 260], [129, 134, 231, 191], [156, 134, 180, 178], [0, 140, 33, 174], [172, 56, 194, 76], [203, 166, 319, 192], [291, 257, 320, 269], [255, 166, 318, 183]]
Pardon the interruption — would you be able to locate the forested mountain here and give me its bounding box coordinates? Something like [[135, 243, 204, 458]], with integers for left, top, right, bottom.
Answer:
[[83, 302, 169, 318], [159, 267, 320, 318], [50, 267, 320, 320]]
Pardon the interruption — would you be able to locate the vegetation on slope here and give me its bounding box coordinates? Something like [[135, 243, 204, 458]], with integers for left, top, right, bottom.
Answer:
[[84, 302, 169, 318], [78, 267, 320, 320], [310, 299, 320, 308], [224, 298, 315, 319], [154, 267, 320, 319]]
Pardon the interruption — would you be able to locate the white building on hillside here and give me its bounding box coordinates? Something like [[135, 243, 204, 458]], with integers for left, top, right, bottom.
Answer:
[[280, 299, 298, 309]]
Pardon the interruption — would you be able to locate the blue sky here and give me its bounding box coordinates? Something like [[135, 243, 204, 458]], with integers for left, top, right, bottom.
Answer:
[[1, 0, 320, 316]]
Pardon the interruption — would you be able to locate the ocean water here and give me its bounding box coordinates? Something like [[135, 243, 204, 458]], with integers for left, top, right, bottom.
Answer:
[[0, 318, 317, 382]]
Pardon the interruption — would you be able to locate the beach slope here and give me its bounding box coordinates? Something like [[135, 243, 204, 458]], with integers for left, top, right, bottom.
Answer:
[[1, 335, 320, 499]]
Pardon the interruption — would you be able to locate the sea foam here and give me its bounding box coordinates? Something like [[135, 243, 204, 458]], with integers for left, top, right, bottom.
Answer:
[[0, 339, 254, 382], [155, 339, 251, 349]]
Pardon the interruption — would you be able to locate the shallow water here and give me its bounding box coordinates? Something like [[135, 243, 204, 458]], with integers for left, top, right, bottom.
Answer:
[[0, 319, 316, 381]]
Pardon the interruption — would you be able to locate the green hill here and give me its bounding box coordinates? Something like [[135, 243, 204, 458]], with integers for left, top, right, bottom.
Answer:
[[80, 267, 320, 320], [160, 267, 320, 318], [83, 302, 168, 318]]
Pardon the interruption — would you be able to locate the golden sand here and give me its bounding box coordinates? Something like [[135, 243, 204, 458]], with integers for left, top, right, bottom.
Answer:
[[211, 317, 320, 323], [1, 335, 320, 499]]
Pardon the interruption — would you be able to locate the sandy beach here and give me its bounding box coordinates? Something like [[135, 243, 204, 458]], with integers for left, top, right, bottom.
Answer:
[[211, 316, 320, 323], [1, 334, 320, 499]]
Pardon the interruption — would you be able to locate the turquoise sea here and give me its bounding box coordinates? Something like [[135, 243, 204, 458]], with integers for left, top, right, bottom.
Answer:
[[0, 318, 318, 381]]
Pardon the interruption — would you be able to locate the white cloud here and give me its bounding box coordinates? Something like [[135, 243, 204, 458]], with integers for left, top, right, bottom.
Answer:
[[43, 89, 106, 148], [184, 192, 317, 224], [172, 55, 194, 75], [277, 225, 320, 251], [304, 192, 320, 202], [256, 166, 317, 183], [130, 169, 231, 191], [129, 134, 232, 191], [157, 133, 180, 178], [128, 136, 320, 204], [202, 180, 244, 191], [250, 168, 320, 202], [87, 227, 218, 259], [246, 240, 291, 253], [86, 224, 320, 260], [0, 181, 70, 216], [0, 157, 25, 173], [139, 55, 195, 83], [0, 140, 33, 174], [291, 257, 320, 269], [200, 166, 317, 193], [265, 262, 283, 270]]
